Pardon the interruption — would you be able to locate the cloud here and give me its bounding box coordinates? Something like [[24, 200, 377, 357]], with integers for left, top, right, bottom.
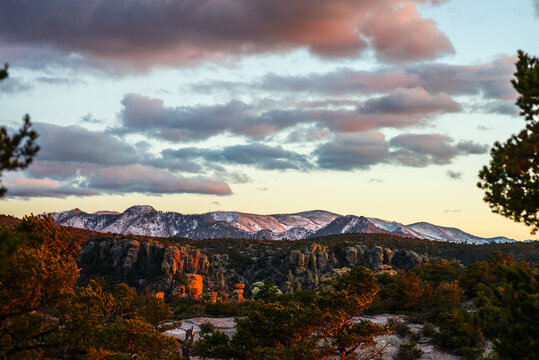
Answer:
[[36, 76, 84, 86], [406, 56, 517, 100], [116, 92, 460, 142], [0, 76, 32, 94], [162, 143, 312, 171], [79, 113, 105, 124], [389, 134, 488, 166], [35, 122, 141, 165], [315, 132, 389, 170], [81, 165, 231, 195], [0, 0, 452, 71], [3, 175, 99, 198], [535, 0, 539, 16], [4, 118, 491, 197], [446, 170, 462, 180], [284, 126, 331, 143], [116, 94, 299, 141], [359, 3, 453, 63], [444, 209, 461, 214], [195, 55, 516, 101], [483, 101, 519, 116], [358, 87, 461, 114], [4, 122, 233, 198], [455, 140, 489, 154], [313, 132, 488, 170]]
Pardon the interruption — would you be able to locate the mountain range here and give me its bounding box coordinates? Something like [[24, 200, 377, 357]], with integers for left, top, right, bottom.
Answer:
[[50, 205, 515, 244]]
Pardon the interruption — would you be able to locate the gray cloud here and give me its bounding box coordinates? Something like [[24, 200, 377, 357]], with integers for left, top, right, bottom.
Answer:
[[162, 143, 312, 171], [116, 92, 460, 142], [9, 163, 231, 198], [79, 113, 105, 124], [5, 122, 232, 198], [284, 126, 331, 143], [193, 55, 516, 101], [36, 76, 84, 86], [35, 122, 141, 165], [535, 0, 539, 16], [446, 170, 462, 180], [80, 165, 231, 195], [315, 132, 389, 170], [0, 0, 452, 72], [390, 134, 488, 166], [484, 101, 519, 116], [455, 140, 489, 154], [358, 87, 461, 114], [6, 185, 99, 199], [116, 95, 301, 141], [0, 76, 32, 94], [314, 132, 488, 170], [4, 118, 490, 198]]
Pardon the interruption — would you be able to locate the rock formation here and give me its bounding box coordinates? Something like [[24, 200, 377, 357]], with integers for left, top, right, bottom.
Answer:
[[231, 284, 245, 304], [186, 273, 203, 300], [79, 236, 430, 300]]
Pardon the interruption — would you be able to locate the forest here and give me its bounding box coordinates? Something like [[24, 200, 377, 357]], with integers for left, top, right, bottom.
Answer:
[[0, 215, 537, 359]]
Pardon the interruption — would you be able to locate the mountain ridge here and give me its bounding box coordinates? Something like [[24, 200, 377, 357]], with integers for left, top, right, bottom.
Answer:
[[50, 205, 515, 244]]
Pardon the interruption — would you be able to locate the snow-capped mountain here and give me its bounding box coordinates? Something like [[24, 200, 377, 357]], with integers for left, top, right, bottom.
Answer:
[[50, 206, 516, 243], [407, 222, 514, 244]]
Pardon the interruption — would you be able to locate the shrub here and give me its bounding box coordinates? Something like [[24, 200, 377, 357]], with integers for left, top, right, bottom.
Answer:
[[396, 340, 424, 360], [421, 322, 437, 338]]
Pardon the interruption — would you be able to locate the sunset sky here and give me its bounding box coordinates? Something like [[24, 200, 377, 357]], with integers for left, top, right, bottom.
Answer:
[[1, 0, 538, 240]]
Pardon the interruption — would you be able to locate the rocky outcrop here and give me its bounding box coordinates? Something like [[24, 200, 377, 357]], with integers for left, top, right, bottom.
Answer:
[[285, 243, 427, 290], [390, 249, 424, 270], [162, 247, 210, 275], [287, 244, 337, 289], [231, 284, 245, 304], [81, 238, 210, 297], [79, 236, 430, 300], [343, 245, 385, 268], [186, 273, 203, 300]]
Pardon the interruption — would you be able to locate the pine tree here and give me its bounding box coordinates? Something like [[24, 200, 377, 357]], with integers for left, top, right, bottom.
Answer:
[[478, 51, 539, 234], [0, 63, 40, 197]]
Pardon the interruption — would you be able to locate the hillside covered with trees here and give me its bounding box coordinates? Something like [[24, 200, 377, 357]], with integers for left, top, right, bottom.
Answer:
[[0, 215, 537, 359]]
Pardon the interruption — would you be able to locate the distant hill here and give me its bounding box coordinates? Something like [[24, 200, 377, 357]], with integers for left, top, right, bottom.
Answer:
[[0, 215, 20, 226], [50, 205, 516, 244]]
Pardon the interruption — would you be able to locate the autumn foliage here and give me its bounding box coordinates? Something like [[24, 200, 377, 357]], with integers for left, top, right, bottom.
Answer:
[[0, 216, 180, 359]]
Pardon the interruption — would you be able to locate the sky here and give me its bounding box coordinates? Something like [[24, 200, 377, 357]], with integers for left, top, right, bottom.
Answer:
[[0, 0, 538, 240]]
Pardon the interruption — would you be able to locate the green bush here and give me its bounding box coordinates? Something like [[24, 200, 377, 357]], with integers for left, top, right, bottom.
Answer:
[[421, 322, 437, 338], [396, 340, 424, 360], [435, 310, 483, 359]]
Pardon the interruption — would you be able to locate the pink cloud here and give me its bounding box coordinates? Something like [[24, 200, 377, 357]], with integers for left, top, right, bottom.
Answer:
[[360, 3, 454, 63], [0, 0, 453, 71], [3, 174, 99, 198], [81, 165, 232, 196]]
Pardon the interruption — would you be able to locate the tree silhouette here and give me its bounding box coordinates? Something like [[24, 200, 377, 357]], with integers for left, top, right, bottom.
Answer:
[[0, 63, 40, 197], [478, 51, 539, 234]]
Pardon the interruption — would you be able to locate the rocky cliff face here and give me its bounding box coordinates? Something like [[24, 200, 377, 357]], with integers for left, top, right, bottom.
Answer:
[[282, 244, 427, 291], [79, 236, 429, 300]]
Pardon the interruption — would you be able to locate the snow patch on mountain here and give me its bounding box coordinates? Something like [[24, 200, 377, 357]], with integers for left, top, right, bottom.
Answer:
[[50, 206, 516, 244]]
